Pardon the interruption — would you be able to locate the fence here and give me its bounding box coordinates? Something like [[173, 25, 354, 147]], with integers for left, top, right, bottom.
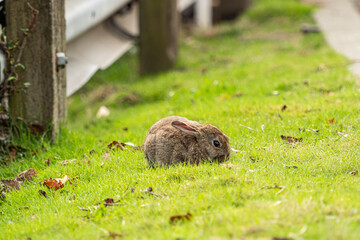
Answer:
[[2, 0, 213, 139]]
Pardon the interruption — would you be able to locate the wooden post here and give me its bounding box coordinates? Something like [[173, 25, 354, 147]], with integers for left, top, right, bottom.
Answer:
[[139, 0, 178, 75], [6, 0, 66, 139]]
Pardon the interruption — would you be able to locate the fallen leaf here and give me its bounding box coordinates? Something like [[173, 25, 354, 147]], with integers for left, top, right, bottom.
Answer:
[[170, 212, 193, 224], [281, 105, 287, 111], [89, 149, 96, 155], [45, 158, 50, 166], [28, 124, 45, 134], [232, 92, 243, 98], [107, 141, 125, 151], [38, 190, 49, 198], [328, 118, 335, 123], [273, 237, 291, 240], [0, 179, 22, 191], [281, 135, 303, 143], [104, 198, 114, 204], [60, 159, 77, 165], [96, 106, 110, 119], [16, 168, 37, 181], [43, 176, 69, 190], [108, 232, 123, 239], [350, 170, 358, 176]]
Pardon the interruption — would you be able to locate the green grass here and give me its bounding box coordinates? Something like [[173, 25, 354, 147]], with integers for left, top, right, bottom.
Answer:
[[1, 0, 360, 239]]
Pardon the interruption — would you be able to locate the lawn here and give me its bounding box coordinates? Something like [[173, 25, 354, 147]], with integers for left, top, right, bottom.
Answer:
[[1, 0, 360, 239]]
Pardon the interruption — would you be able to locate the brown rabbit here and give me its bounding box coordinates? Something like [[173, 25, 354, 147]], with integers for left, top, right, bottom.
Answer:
[[143, 116, 231, 167]]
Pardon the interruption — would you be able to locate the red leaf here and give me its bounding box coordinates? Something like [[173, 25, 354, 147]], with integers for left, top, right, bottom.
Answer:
[[328, 118, 335, 123], [169, 212, 193, 224], [43, 176, 69, 190]]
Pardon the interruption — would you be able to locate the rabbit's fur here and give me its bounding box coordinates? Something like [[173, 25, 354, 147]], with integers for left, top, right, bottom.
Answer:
[[144, 116, 231, 167]]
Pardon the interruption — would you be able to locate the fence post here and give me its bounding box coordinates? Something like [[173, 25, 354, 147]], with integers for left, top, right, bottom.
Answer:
[[139, 0, 178, 75], [6, 0, 66, 139]]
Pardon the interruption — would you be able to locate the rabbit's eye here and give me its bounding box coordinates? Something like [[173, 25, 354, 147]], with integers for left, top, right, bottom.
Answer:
[[213, 140, 220, 148]]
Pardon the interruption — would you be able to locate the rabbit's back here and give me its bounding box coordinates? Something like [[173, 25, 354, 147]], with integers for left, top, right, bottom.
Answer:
[[147, 116, 200, 134], [144, 116, 202, 166]]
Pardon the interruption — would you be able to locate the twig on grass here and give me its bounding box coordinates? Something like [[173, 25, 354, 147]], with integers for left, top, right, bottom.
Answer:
[[236, 122, 258, 132]]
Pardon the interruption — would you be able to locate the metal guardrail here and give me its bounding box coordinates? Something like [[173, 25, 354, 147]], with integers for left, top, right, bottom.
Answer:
[[65, 0, 212, 96]]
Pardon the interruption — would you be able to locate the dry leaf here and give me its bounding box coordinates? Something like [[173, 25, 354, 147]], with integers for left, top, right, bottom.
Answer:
[[170, 212, 193, 224], [328, 118, 335, 123], [16, 168, 38, 182], [108, 232, 123, 239], [60, 159, 77, 165], [107, 141, 125, 151], [45, 158, 50, 166], [96, 106, 110, 119], [104, 198, 114, 204], [273, 237, 291, 240], [0, 179, 22, 191], [38, 190, 49, 198], [281, 135, 303, 143], [350, 170, 358, 176], [43, 176, 69, 190], [281, 105, 287, 111]]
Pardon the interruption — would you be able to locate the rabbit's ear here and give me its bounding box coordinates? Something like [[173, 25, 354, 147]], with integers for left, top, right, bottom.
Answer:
[[171, 121, 199, 136]]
